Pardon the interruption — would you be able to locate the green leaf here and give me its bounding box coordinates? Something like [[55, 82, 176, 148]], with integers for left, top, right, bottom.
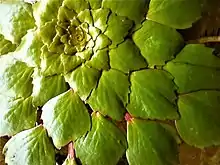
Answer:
[[92, 8, 110, 33], [14, 29, 43, 67], [93, 34, 111, 52], [147, 0, 202, 29], [40, 46, 83, 76], [62, 157, 77, 165], [42, 90, 91, 149], [0, 34, 16, 55], [88, 69, 129, 120], [110, 40, 147, 73], [0, 55, 33, 98], [40, 47, 64, 76], [176, 91, 220, 148], [63, 0, 89, 14], [3, 126, 56, 165], [61, 54, 85, 73], [75, 112, 127, 165], [32, 69, 69, 107], [0, 2, 35, 44], [33, 0, 63, 27], [127, 69, 179, 120], [0, 96, 36, 136], [164, 62, 220, 93], [171, 44, 220, 68], [38, 20, 56, 47], [133, 20, 184, 66], [75, 48, 93, 60], [126, 119, 179, 165], [77, 9, 93, 25], [87, 0, 101, 9], [86, 49, 110, 70], [57, 5, 77, 22], [89, 26, 101, 40], [102, 0, 148, 23], [164, 45, 220, 93], [104, 14, 133, 48], [48, 34, 65, 54], [64, 64, 101, 101]]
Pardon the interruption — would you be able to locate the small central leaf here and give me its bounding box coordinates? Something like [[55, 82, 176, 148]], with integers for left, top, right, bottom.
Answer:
[[64, 64, 101, 101]]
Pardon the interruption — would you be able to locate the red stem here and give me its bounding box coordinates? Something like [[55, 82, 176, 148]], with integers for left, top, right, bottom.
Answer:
[[124, 113, 133, 122], [68, 142, 75, 159]]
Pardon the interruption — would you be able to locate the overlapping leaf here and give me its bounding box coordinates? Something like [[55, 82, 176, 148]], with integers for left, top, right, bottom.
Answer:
[[86, 49, 110, 70], [3, 126, 55, 165], [93, 34, 111, 52], [88, 69, 129, 120], [65, 64, 101, 100], [32, 69, 69, 107], [104, 14, 133, 48], [42, 90, 91, 149], [0, 55, 33, 98], [102, 0, 148, 23], [0, 95, 36, 136], [64, 0, 89, 14], [165, 62, 220, 93], [127, 69, 179, 120], [92, 8, 110, 33], [109, 40, 147, 73], [0, 0, 214, 164], [75, 112, 127, 165], [170, 44, 220, 67], [127, 119, 179, 165], [176, 91, 220, 148], [164, 44, 220, 93], [87, 0, 101, 9], [133, 20, 184, 66], [147, 0, 202, 29], [0, 34, 16, 55], [14, 29, 43, 67], [0, 1, 35, 44], [40, 46, 83, 76], [33, 0, 63, 27]]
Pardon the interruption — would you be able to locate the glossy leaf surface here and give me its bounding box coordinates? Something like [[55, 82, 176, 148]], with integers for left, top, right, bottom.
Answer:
[[176, 91, 220, 148], [42, 90, 91, 149], [127, 119, 179, 165], [75, 112, 127, 165], [3, 126, 56, 165]]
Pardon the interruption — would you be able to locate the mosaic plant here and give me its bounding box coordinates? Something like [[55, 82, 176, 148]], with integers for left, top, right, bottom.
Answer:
[[0, 0, 220, 165]]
